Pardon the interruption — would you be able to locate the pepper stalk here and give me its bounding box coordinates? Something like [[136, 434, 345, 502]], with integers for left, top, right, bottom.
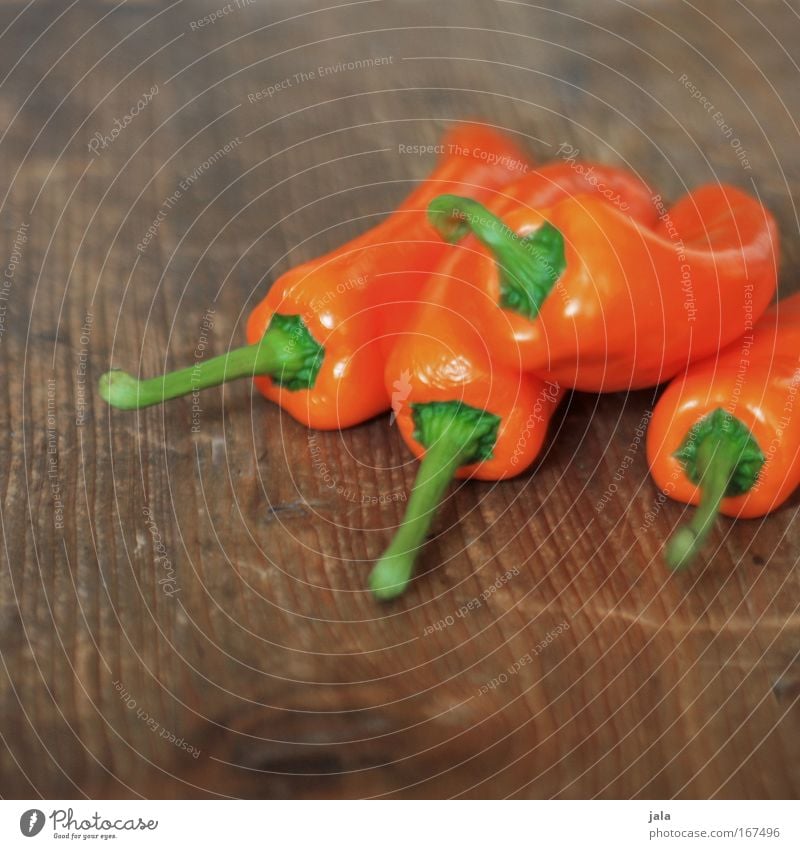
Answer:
[[427, 194, 566, 320], [99, 313, 324, 410], [369, 400, 501, 601], [667, 408, 765, 570]]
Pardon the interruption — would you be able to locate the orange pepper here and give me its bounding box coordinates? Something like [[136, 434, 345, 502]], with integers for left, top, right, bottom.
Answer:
[[369, 276, 563, 600], [426, 185, 778, 390], [98, 123, 531, 429], [647, 292, 800, 569]]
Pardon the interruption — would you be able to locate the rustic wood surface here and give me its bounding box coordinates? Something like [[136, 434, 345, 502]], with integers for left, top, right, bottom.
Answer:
[[1, 0, 799, 799]]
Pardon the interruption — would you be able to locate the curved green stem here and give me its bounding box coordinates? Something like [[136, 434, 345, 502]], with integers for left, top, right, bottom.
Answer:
[[99, 314, 323, 410], [667, 408, 764, 571], [427, 194, 565, 320], [666, 437, 740, 570], [369, 438, 465, 601], [369, 401, 500, 601]]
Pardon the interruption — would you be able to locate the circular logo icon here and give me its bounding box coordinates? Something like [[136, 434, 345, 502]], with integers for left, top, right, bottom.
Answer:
[[19, 810, 45, 837]]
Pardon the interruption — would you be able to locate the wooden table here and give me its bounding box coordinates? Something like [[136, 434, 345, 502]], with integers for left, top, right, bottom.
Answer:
[[1, 0, 799, 799]]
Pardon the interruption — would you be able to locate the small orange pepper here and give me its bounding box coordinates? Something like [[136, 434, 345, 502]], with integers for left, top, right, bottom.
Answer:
[[369, 276, 563, 600], [426, 184, 778, 390], [98, 123, 531, 429], [648, 292, 800, 569]]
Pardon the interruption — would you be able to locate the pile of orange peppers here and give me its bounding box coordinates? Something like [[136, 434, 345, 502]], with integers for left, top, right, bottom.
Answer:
[[101, 122, 793, 600]]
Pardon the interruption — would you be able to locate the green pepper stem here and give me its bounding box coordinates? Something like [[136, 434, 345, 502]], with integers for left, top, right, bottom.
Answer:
[[427, 194, 565, 320], [666, 437, 740, 570], [369, 400, 500, 601], [369, 436, 467, 601], [666, 408, 764, 571], [98, 313, 323, 410]]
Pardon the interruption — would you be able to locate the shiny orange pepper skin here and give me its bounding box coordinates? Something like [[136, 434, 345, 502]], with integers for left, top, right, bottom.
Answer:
[[435, 185, 779, 390], [648, 293, 800, 519], [386, 284, 564, 481], [246, 123, 531, 430], [497, 160, 660, 227]]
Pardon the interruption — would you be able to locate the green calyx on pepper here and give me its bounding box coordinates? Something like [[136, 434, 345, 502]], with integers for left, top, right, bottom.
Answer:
[[667, 408, 765, 571], [427, 194, 566, 320], [369, 400, 501, 601], [99, 313, 324, 410]]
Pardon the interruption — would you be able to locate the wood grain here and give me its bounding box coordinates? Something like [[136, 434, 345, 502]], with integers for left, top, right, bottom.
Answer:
[[0, 0, 799, 799]]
